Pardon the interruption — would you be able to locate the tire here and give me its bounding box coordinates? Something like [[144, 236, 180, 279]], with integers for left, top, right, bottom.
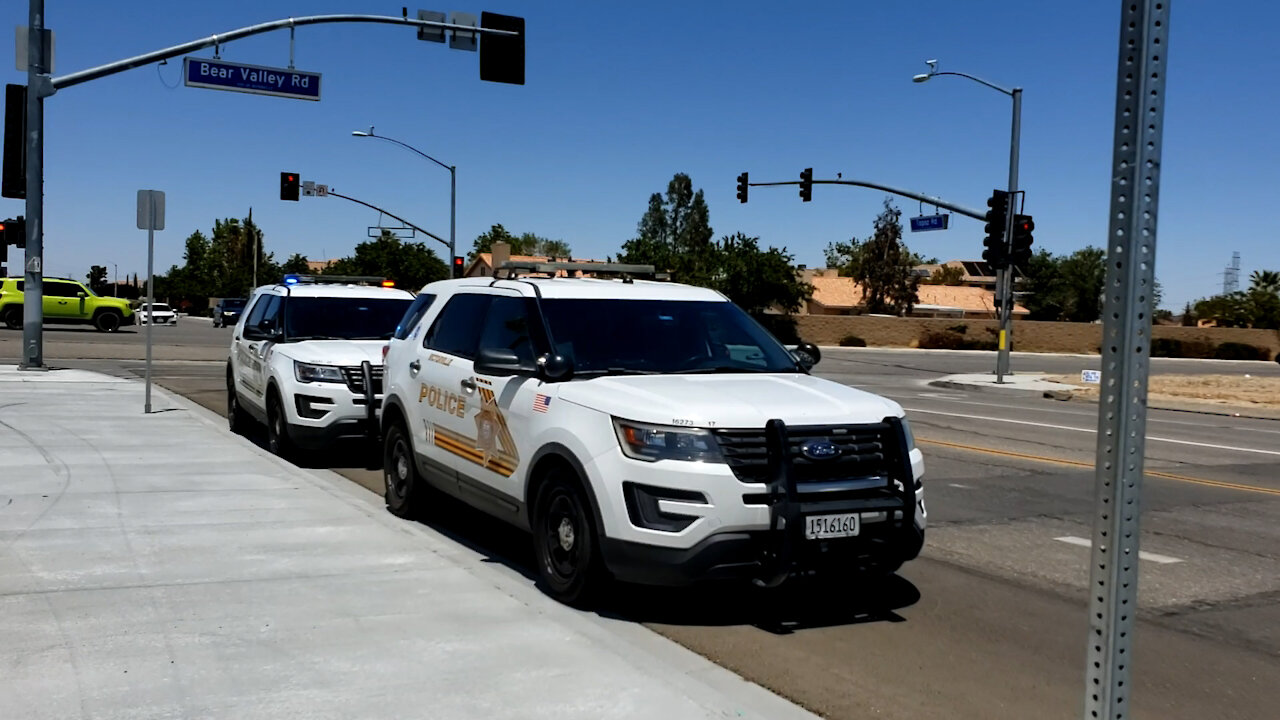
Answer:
[[532, 470, 607, 607], [266, 391, 296, 460], [383, 420, 430, 519], [2, 307, 20, 330], [226, 368, 250, 436], [94, 310, 122, 333]]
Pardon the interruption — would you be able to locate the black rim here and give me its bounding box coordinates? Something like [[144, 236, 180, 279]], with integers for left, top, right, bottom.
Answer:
[[268, 402, 282, 453], [386, 435, 411, 499], [541, 490, 583, 582], [102, 314, 118, 331]]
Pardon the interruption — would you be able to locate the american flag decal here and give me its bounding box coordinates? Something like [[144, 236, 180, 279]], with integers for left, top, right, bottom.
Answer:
[[533, 394, 552, 413]]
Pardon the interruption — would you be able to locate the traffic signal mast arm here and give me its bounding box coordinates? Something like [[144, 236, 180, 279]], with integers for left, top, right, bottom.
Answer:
[[42, 14, 520, 96], [745, 176, 986, 220], [318, 188, 449, 250]]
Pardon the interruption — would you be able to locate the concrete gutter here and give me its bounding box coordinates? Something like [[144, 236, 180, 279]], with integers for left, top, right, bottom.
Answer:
[[928, 372, 1083, 399]]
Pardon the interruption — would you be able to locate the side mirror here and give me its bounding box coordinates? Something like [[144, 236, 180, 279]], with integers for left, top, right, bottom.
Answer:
[[792, 342, 821, 370], [537, 353, 573, 382], [475, 347, 536, 377], [77, 292, 87, 298]]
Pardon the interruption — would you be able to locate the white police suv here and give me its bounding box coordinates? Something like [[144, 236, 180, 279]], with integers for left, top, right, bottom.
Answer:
[[379, 262, 926, 605], [227, 274, 415, 457]]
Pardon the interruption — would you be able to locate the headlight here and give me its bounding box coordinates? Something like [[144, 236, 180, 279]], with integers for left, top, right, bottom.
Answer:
[[613, 418, 722, 463], [901, 416, 917, 451], [295, 361, 345, 383]]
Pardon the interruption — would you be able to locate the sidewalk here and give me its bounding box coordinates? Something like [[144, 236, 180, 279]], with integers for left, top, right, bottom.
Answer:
[[0, 367, 817, 720]]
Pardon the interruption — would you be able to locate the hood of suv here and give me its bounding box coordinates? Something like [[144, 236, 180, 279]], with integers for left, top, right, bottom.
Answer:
[[102, 297, 134, 315], [557, 372, 904, 428], [275, 339, 386, 367]]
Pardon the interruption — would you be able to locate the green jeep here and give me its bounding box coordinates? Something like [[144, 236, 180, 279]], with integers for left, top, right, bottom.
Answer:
[[0, 277, 136, 332]]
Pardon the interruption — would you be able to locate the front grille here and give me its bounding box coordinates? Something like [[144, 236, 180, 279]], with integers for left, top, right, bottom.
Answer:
[[714, 422, 893, 485], [340, 365, 384, 396]]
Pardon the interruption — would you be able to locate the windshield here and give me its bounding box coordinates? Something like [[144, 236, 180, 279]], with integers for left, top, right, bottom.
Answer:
[[223, 299, 246, 309], [538, 299, 799, 374], [283, 296, 414, 341], [145, 304, 171, 312]]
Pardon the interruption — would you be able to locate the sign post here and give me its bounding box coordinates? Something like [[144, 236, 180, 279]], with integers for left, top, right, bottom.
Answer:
[[137, 190, 165, 413]]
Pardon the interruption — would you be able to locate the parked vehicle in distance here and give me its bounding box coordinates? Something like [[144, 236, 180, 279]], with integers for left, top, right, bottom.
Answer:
[[0, 276, 135, 332], [379, 261, 927, 607], [226, 274, 414, 458], [213, 297, 247, 328], [136, 302, 178, 326]]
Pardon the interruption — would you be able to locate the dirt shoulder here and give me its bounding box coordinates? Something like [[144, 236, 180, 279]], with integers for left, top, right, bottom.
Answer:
[[1047, 373, 1280, 417]]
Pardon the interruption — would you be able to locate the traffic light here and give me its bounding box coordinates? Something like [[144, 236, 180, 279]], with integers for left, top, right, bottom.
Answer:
[[3, 84, 25, 200], [1010, 214, 1034, 267], [280, 172, 300, 201], [1, 215, 24, 249], [982, 189, 1010, 268], [799, 167, 813, 202], [452, 255, 465, 278], [736, 172, 749, 204], [479, 12, 525, 85]]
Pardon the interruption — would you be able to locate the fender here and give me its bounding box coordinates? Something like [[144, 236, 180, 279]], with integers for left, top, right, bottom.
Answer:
[[525, 442, 606, 538]]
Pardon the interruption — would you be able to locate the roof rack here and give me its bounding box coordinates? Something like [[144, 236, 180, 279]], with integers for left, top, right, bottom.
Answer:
[[282, 274, 395, 287], [495, 261, 669, 281]]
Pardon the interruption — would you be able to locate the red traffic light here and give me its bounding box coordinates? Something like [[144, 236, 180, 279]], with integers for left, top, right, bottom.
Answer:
[[452, 255, 465, 279]]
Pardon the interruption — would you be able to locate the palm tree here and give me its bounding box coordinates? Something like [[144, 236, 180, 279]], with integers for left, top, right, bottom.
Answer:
[[1250, 269, 1280, 294]]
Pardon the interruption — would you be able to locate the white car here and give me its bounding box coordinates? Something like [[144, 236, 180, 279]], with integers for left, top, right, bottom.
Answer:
[[226, 275, 415, 457], [379, 261, 926, 606], [136, 302, 177, 325]]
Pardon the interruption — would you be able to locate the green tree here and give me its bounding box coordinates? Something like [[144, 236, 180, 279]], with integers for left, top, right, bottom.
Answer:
[[280, 253, 311, 275], [714, 233, 811, 316], [1251, 269, 1280, 294], [325, 229, 448, 290], [1020, 250, 1066, 321], [471, 223, 522, 257], [619, 173, 717, 287], [833, 199, 918, 315], [86, 265, 109, 294], [470, 225, 572, 260], [1180, 301, 1196, 326], [923, 264, 965, 286], [1058, 246, 1107, 322]]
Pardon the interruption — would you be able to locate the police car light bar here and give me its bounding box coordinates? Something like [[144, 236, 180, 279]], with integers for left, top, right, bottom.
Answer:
[[282, 274, 389, 286], [496, 261, 669, 281]]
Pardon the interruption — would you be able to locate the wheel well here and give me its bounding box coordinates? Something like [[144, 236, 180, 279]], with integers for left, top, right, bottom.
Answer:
[[91, 307, 122, 317], [525, 450, 604, 535], [381, 401, 407, 434]]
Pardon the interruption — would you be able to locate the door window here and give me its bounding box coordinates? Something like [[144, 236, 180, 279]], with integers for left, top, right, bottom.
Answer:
[[478, 296, 536, 365], [424, 293, 492, 358], [394, 293, 437, 340], [43, 281, 80, 298], [258, 295, 284, 332]]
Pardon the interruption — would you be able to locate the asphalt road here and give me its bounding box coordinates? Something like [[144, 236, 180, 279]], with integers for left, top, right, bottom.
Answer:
[[6, 324, 1280, 719]]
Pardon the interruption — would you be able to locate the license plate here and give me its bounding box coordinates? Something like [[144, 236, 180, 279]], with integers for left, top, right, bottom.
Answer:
[[805, 513, 860, 540]]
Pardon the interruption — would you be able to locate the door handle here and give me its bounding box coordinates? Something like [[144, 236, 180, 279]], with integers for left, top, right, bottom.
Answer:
[[408, 360, 421, 377], [460, 377, 477, 393]]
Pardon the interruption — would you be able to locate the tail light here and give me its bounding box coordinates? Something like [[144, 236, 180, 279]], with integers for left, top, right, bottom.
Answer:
[[381, 344, 389, 361]]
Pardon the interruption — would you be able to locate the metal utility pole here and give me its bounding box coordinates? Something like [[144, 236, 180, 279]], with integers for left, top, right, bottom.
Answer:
[[912, 62, 1022, 382], [351, 128, 456, 264], [19, 0, 47, 370], [1083, 2, 1170, 718]]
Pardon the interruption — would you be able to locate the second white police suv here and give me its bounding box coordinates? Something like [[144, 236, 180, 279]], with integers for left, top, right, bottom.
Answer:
[[380, 261, 927, 606], [227, 275, 415, 456]]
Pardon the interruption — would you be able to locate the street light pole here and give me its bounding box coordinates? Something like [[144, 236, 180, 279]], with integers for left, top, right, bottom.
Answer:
[[113, 263, 118, 296], [913, 62, 1022, 381], [351, 128, 457, 267]]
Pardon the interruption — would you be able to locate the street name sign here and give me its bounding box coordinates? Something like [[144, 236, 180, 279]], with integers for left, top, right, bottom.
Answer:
[[910, 213, 949, 232], [183, 57, 321, 101]]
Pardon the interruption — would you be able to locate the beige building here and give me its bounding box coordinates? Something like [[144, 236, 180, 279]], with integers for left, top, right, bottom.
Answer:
[[463, 242, 608, 278], [798, 267, 1027, 319]]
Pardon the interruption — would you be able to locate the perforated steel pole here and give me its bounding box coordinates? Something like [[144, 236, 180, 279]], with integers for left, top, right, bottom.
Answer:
[[19, 0, 46, 370], [1084, 2, 1169, 718]]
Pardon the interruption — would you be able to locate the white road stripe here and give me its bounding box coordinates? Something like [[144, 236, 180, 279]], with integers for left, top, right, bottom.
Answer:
[[904, 407, 1280, 457], [1054, 535, 1183, 564], [948, 483, 974, 489]]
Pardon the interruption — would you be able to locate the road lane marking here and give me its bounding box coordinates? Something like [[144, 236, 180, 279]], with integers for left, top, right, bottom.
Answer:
[[1054, 536, 1183, 564], [905, 407, 1280, 457], [948, 483, 974, 489], [917, 437, 1280, 497]]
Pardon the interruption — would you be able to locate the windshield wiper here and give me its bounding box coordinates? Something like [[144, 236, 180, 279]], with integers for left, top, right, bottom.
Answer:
[[285, 334, 343, 342], [676, 366, 776, 374], [576, 367, 662, 377]]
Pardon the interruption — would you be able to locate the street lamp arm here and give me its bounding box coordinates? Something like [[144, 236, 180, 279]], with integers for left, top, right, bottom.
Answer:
[[322, 189, 449, 249], [927, 71, 1015, 97], [362, 133, 454, 172]]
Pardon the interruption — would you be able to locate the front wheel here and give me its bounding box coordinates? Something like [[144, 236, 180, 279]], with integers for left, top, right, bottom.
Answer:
[[266, 392, 296, 460], [532, 472, 606, 607], [226, 369, 250, 436], [383, 421, 431, 519], [2, 307, 20, 330], [94, 311, 122, 333]]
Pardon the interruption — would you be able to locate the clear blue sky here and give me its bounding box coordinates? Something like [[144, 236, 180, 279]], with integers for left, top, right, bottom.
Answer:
[[5, 0, 1278, 310]]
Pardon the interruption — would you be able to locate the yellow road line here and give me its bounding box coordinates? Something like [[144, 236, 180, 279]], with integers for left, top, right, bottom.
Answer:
[[918, 437, 1280, 497]]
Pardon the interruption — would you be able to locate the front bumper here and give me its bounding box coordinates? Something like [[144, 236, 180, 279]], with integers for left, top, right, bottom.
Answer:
[[281, 362, 383, 448], [590, 416, 926, 586]]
